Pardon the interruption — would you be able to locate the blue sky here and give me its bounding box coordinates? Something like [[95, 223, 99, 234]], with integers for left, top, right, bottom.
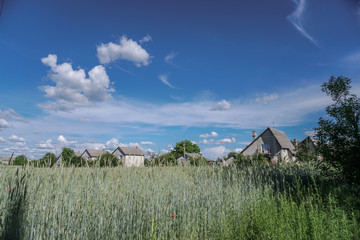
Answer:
[[1, 0, 360, 160]]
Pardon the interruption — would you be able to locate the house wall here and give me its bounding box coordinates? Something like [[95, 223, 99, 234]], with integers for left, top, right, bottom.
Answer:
[[82, 151, 91, 161], [112, 148, 144, 166], [242, 129, 282, 158], [273, 149, 295, 163], [124, 155, 144, 167], [112, 148, 124, 160]]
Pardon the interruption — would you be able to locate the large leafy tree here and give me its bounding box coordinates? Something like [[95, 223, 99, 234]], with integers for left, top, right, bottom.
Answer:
[[59, 147, 75, 166], [13, 155, 27, 166], [316, 76, 360, 183], [97, 152, 119, 167], [172, 140, 201, 159], [39, 152, 57, 167]]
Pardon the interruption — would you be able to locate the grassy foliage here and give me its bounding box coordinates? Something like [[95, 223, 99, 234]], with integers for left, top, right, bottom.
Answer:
[[0, 164, 359, 239]]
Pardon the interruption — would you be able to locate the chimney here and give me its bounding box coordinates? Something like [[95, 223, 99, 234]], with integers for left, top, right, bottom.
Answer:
[[252, 130, 257, 141], [293, 139, 298, 148], [136, 146, 138, 149]]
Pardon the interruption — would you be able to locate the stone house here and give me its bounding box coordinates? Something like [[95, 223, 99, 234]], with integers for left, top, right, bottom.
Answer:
[[241, 127, 296, 163], [112, 146, 144, 167]]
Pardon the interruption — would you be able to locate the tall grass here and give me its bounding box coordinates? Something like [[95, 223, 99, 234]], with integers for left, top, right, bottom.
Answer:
[[0, 164, 358, 239]]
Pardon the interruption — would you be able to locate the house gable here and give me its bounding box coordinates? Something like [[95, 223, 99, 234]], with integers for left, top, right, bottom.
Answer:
[[241, 127, 295, 162], [242, 128, 282, 157]]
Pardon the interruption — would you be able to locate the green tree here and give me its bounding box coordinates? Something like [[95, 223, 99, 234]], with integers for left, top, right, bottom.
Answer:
[[172, 140, 201, 159], [97, 152, 119, 167], [296, 142, 317, 162], [39, 152, 57, 167], [148, 152, 177, 166], [60, 147, 75, 166], [13, 155, 27, 166], [189, 156, 208, 166], [316, 76, 360, 183]]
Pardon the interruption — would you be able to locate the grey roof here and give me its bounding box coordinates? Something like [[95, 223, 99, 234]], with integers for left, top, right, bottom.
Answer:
[[241, 127, 295, 154], [177, 156, 189, 165], [116, 147, 144, 156], [301, 136, 317, 146], [222, 157, 234, 166], [83, 149, 108, 157], [268, 128, 296, 153]]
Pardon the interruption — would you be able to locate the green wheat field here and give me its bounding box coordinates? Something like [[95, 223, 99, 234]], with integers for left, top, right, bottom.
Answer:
[[1, 164, 359, 239]]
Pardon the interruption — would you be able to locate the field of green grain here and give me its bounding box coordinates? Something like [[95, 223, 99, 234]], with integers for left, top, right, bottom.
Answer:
[[0, 164, 359, 239]]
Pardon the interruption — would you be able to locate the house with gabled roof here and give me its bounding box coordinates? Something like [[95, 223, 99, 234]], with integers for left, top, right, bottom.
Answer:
[[112, 146, 144, 167], [81, 149, 108, 161], [241, 127, 296, 163], [300, 136, 317, 153]]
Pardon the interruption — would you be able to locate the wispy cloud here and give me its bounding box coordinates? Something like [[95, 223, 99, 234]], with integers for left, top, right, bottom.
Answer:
[[255, 93, 279, 104], [287, 0, 318, 46], [139, 35, 152, 44], [159, 74, 175, 88], [164, 52, 182, 69], [342, 50, 360, 68], [200, 131, 219, 138]]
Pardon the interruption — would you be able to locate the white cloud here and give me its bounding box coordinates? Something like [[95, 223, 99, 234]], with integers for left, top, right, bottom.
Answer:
[[41, 82, 338, 130], [144, 148, 154, 153], [255, 93, 279, 104], [200, 131, 219, 138], [105, 138, 120, 150], [304, 130, 316, 137], [57, 135, 76, 147], [129, 142, 141, 148], [40, 54, 113, 111], [287, 0, 318, 46], [36, 139, 54, 149], [199, 137, 236, 145], [0, 109, 26, 122], [234, 148, 243, 153], [139, 35, 152, 44], [210, 100, 231, 111], [0, 119, 10, 129], [57, 135, 68, 144], [159, 74, 174, 88], [9, 134, 25, 142], [140, 141, 155, 145], [161, 149, 169, 154], [202, 146, 230, 160], [0, 137, 5, 142], [97, 36, 151, 66]]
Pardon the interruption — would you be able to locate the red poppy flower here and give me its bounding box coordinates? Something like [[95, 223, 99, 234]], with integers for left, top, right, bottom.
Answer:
[[7, 186, 10, 191], [171, 214, 175, 218]]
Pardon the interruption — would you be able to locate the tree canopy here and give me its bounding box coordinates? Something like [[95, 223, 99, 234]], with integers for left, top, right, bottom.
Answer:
[[316, 76, 360, 183], [172, 140, 201, 159], [13, 155, 27, 166]]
